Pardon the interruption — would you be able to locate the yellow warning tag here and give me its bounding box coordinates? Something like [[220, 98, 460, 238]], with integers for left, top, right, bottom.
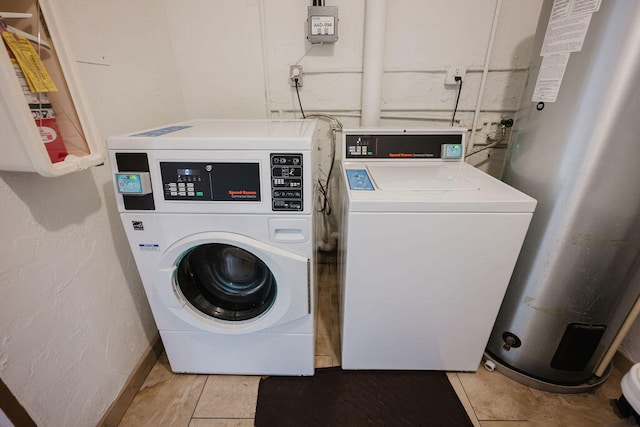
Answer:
[[2, 31, 57, 93]]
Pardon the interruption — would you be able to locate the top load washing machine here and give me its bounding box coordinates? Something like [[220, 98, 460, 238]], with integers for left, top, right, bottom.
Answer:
[[338, 128, 536, 371], [107, 119, 319, 375]]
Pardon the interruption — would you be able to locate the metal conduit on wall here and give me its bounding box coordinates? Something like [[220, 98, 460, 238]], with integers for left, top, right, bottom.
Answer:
[[360, 0, 387, 127]]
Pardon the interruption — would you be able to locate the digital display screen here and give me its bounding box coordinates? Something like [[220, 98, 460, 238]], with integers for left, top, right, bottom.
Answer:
[[444, 144, 463, 159], [177, 168, 200, 176], [116, 173, 143, 193]]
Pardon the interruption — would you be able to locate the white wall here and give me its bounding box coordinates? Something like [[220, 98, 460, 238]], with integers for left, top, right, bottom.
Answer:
[[164, 0, 541, 168], [4, 0, 640, 424], [0, 1, 185, 426]]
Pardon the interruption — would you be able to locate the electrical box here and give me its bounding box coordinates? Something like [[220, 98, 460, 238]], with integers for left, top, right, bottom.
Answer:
[[307, 6, 338, 44]]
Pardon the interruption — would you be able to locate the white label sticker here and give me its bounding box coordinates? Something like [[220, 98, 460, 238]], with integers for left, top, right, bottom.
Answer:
[[569, 0, 601, 16], [139, 243, 160, 251], [550, 0, 601, 20], [532, 53, 571, 102], [550, 0, 571, 21], [39, 126, 57, 143], [311, 16, 335, 36], [541, 13, 592, 55]]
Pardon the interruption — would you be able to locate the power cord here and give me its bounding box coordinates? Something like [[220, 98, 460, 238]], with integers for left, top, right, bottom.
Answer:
[[290, 73, 343, 215], [303, 113, 343, 252], [451, 75, 463, 126], [465, 118, 513, 159], [465, 140, 500, 159], [294, 78, 305, 118], [305, 114, 343, 215]]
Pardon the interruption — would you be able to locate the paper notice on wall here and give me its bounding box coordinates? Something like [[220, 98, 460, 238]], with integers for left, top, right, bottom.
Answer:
[[550, 0, 571, 20], [540, 13, 592, 55], [550, 0, 601, 20], [570, 0, 601, 15], [532, 53, 570, 102], [532, 0, 600, 103]]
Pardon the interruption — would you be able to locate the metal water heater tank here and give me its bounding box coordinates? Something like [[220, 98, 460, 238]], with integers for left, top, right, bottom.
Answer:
[[486, 0, 640, 391]]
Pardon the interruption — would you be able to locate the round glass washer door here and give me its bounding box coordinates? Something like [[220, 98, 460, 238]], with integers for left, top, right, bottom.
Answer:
[[175, 243, 277, 321]]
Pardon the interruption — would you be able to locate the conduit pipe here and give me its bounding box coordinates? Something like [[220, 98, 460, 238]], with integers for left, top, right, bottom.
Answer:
[[360, 0, 387, 127], [595, 293, 640, 377], [468, 0, 502, 154], [258, 0, 272, 118]]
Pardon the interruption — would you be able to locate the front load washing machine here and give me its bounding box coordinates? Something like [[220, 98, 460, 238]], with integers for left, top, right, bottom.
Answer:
[[338, 128, 537, 371], [108, 119, 318, 375]]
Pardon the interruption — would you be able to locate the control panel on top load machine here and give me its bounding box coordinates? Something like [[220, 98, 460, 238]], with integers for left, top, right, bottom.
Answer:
[[345, 133, 463, 160]]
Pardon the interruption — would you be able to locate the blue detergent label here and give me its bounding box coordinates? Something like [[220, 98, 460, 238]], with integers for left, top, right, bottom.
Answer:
[[346, 169, 374, 191], [133, 125, 192, 137]]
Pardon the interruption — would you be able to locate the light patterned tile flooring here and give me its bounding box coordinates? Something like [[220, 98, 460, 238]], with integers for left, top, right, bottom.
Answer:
[[118, 260, 635, 427]]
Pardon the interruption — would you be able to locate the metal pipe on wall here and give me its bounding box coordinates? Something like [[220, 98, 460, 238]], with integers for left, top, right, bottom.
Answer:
[[468, 0, 502, 154], [360, 0, 387, 127], [595, 294, 640, 377], [258, 0, 272, 119]]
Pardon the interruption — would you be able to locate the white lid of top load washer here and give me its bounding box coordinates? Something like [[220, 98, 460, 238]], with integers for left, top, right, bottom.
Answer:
[[107, 119, 317, 150], [343, 161, 537, 213], [368, 163, 479, 191]]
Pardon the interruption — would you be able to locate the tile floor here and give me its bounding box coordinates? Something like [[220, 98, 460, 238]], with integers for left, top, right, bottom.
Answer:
[[118, 260, 636, 427]]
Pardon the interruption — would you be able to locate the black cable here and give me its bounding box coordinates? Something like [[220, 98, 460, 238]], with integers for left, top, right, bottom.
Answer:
[[318, 133, 335, 214], [304, 114, 344, 215], [465, 124, 509, 159], [465, 143, 496, 158], [294, 78, 306, 118], [451, 76, 463, 126]]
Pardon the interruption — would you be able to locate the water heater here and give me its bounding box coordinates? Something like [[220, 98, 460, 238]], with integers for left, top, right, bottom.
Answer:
[[486, 0, 640, 391]]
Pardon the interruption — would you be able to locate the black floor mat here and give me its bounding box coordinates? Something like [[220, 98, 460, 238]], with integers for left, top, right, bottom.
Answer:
[[254, 367, 474, 426]]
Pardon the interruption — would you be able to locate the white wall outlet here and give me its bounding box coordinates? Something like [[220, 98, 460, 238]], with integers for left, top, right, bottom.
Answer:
[[289, 65, 303, 87], [445, 66, 466, 85]]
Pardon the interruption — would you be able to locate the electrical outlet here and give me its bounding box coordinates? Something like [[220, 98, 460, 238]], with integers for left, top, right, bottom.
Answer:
[[289, 65, 303, 87], [445, 66, 466, 85]]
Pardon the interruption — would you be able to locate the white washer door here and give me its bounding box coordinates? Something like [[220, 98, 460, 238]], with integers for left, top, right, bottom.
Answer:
[[155, 232, 310, 334]]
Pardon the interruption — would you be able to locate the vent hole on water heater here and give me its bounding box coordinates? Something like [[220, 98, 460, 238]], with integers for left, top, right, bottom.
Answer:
[[551, 323, 606, 372]]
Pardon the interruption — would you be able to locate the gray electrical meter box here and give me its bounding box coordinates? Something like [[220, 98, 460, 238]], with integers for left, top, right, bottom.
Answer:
[[307, 6, 338, 44]]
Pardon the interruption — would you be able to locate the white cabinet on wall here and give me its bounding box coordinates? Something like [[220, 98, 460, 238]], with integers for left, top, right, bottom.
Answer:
[[0, 0, 104, 177]]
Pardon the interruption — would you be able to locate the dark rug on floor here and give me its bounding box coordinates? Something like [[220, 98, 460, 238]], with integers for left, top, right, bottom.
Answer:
[[254, 367, 474, 426]]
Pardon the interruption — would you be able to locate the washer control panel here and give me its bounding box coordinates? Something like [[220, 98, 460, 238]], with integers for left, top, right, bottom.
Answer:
[[345, 132, 464, 160], [271, 154, 303, 211], [160, 162, 260, 202]]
